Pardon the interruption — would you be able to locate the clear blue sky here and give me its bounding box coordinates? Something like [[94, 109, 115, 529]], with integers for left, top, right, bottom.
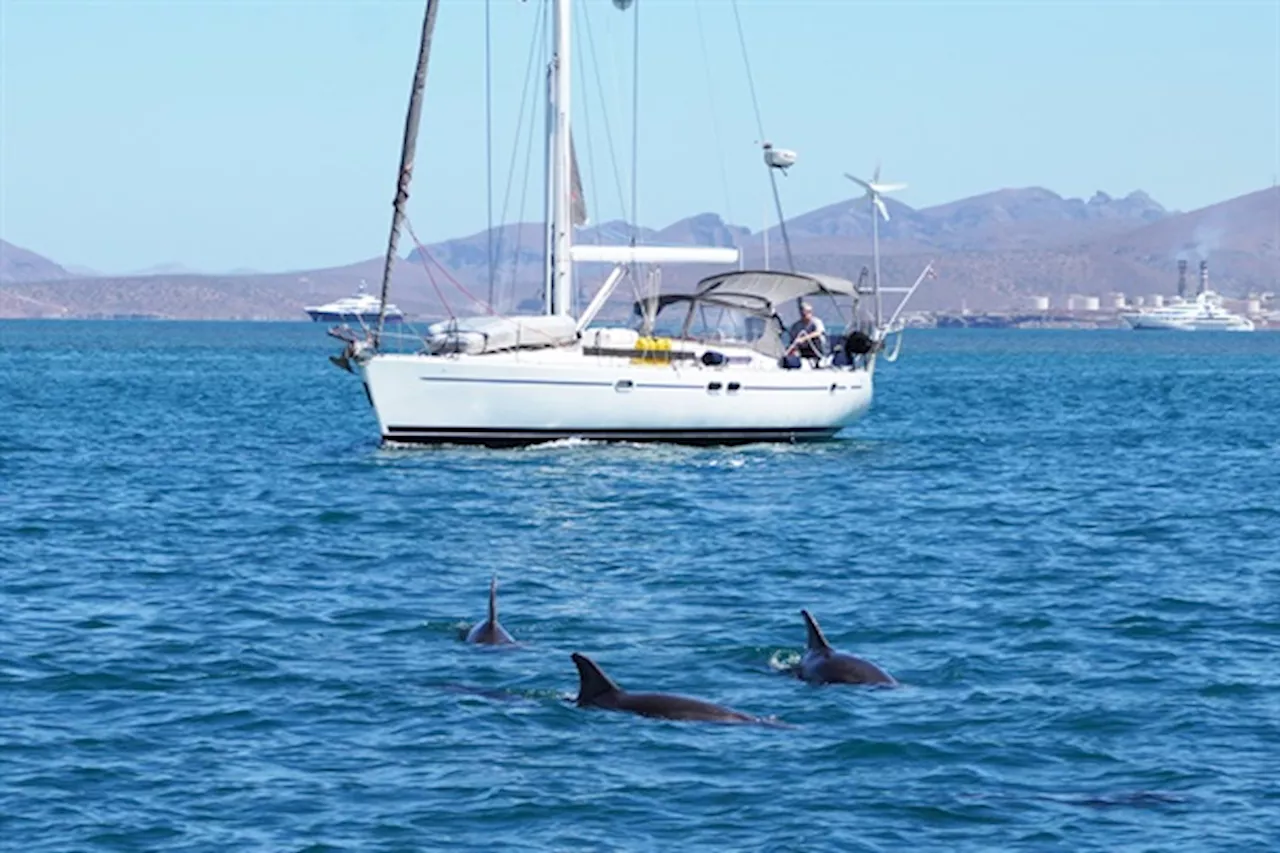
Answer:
[[2, 0, 1277, 274]]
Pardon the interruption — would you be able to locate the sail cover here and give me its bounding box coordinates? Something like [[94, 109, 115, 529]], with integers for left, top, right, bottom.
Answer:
[[425, 315, 579, 355]]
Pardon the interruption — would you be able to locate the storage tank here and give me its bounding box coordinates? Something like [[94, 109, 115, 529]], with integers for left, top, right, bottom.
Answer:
[[1149, 294, 1165, 308], [1245, 299, 1262, 316], [1106, 293, 1126, 309], [1027, 295, 1050, 311]]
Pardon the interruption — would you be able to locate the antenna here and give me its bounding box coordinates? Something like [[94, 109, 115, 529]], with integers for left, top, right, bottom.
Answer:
[[761, 141, 797, 272], [844, 162, 907, 329]]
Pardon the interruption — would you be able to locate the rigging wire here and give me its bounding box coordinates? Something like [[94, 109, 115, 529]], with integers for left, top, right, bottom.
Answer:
[[576, 0, 634, 314], [574, 1, 602, 246], [692, 0, 735, 230], [629, 0, 640, 246], [403, 217, 455, 320], [615, 2, 646, 314], [407, 215, 559, 350], [729, 0, 844, 327], [404, 218, 564, 348], [491, 0, 547, 311], [729, 0, 766, 148], [509, 0, 548, 311], [765, 171, 794, 273], [569, 2, 600, 316], [729, 0, 795, 274], [508, 104, 539, 311], [580, 3, 629, 225], [580, 0, 645, 323], [485, 0, 495, 308], [406, 216, 500, 321]]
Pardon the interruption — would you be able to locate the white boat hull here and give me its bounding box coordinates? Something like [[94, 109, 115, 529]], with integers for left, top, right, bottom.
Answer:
[[308, 310, 404, 324], [357, 348, 874, 446], [1121, 314, 1254, 331], [1120, 291, 1254, 332]]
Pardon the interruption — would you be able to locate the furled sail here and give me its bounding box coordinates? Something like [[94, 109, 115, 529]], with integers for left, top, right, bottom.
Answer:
[[375, 0, 439, 344], [570, 132, 588, 227]]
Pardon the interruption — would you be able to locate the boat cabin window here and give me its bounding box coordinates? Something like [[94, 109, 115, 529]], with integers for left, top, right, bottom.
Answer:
[[635, 295, 785, 356]]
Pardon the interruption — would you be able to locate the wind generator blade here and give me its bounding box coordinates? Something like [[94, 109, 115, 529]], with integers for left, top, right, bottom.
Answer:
[[873, 162, 881, 183], [844, 173, 873, 193], [872, 182, 908, 193], [874, 196, 890, 221]]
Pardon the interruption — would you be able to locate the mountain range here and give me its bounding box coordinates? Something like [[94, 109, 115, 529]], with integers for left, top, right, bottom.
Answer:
[[3, 184, 1277, 320]]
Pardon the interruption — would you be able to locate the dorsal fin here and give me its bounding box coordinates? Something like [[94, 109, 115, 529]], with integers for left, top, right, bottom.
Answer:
[[488, 576, 498, 624], [801, 610, 832, 652], [571, 653, 621, 704]]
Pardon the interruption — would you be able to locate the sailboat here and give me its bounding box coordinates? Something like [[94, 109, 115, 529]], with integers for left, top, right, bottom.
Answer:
[[328, 0, 933, 447]]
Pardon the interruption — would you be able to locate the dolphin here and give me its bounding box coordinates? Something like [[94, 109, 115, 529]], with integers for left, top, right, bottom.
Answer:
[[794, 610, 897, 686], [463, 577, 515, 645], [571, 653, 766, 724]]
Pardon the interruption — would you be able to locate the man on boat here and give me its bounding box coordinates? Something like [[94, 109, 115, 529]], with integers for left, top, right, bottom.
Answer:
[[787, 302, 827, 361]]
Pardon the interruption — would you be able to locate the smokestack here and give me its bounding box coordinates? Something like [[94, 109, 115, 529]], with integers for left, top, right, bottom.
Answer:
[[1177, 259, 1187, 298], [1199, 260, 1208, 295]]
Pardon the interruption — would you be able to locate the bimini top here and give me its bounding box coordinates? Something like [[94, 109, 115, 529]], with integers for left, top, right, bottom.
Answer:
[[690, 270, 859, 312]]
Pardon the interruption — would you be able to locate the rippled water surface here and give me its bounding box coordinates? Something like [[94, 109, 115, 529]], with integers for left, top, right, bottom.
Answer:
[[3, 321, 1279, 851]]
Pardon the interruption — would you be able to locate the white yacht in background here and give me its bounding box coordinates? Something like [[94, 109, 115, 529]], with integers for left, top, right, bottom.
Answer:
[[1121, 259, 1254, 332], [1120, 292, 1254, 331], [305, 282, 403, 324]]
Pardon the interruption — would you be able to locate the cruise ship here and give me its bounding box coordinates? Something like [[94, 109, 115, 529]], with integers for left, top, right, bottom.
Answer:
[[1121, 260, 1254, 332], [305, 283, 404, 324]]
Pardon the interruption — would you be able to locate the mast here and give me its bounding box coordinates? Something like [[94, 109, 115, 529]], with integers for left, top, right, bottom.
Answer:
[[547, 0, 574, 316], [872, 196, 883, 329], [375, 0, 440, 347], [542, 44, 555, 315]]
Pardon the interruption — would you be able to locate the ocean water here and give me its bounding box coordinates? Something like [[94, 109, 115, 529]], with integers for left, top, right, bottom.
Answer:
[[2, 321, 1278, 852]]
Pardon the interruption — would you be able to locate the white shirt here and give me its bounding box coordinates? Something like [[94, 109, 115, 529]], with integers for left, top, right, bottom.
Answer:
[[789, 315, 826, 347]]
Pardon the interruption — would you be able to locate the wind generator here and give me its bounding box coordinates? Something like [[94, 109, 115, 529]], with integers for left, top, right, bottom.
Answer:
[[844, 164, 906, 329]]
